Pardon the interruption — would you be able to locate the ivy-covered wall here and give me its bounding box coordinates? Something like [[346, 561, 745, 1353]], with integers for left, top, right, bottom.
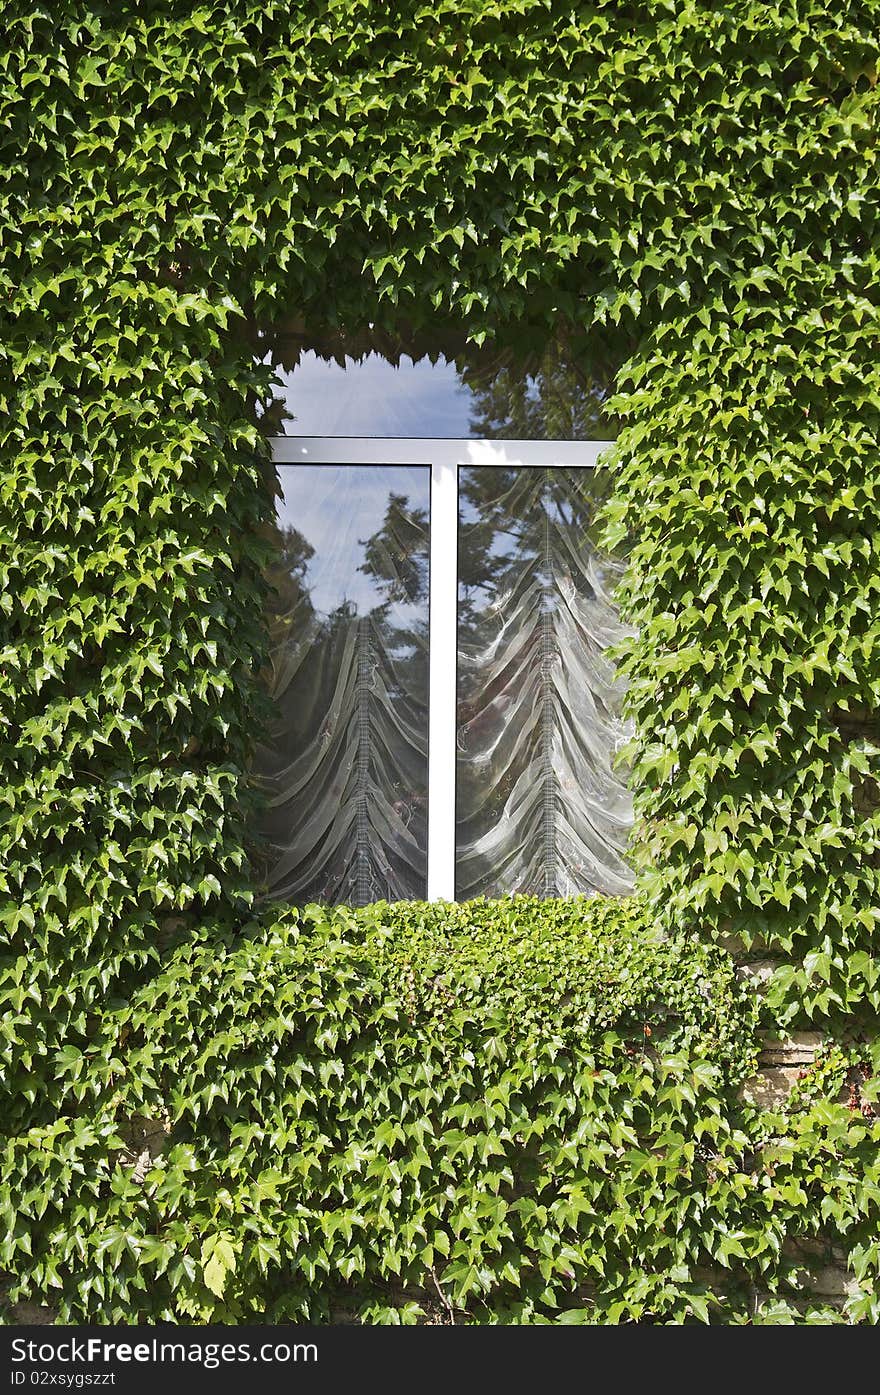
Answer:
[[1, 0, 878, 1322]]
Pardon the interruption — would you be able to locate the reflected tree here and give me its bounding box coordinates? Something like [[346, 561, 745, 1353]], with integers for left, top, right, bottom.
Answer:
[[264, 522, 315, 639], [456, 466, 633, 899], [359, 490, 429, 610], [458, 341, 618, 440], [257, 474, 430, 907]]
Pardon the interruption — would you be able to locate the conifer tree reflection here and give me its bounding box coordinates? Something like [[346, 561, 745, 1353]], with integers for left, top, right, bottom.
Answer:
[[258, 471, 429, 906], [456, 465, 633, 899], [458, 340, 619, 440]]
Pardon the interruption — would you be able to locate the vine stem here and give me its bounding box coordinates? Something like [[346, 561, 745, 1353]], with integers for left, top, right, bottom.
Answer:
[[429, 1265, 456, 1324]]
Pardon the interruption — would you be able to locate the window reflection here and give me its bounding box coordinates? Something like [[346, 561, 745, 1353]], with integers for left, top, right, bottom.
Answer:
[[257, 465, 429, 905], [461, 341, 616, 439], [456, 466, 634, 900], [267, 346, 617, 440], [271, 352, 471, 437]]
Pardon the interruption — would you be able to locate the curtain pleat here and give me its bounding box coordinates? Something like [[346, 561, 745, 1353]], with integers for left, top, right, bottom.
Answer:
[[456, 466, 634, 898], [256, 468, 429, 905]]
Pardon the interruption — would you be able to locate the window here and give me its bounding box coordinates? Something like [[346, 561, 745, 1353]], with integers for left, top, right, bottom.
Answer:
[[456, 464, 633, 899], [257, 438, 634, 904], [260, 340, 620, 440], [256, 462, 429, 904]]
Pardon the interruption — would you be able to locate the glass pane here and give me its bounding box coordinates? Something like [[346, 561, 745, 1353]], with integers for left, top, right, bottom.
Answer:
[[257, 465, 429, 905], [274, 352, 471, 436], [456, 466, 634, 899], [267, 347, 617, 439]]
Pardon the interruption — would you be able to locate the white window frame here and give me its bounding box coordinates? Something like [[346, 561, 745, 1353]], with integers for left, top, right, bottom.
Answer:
[[271, 437, 612, 901]]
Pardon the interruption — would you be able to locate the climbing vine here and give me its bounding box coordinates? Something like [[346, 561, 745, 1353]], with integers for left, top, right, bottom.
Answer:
[[1, 0, 879, 1323]]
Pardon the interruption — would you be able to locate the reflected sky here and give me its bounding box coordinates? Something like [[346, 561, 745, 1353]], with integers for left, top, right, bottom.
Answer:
[[457, 465, 610, 605], [276, 463, 430, 618], [275, 351, 472, 437]]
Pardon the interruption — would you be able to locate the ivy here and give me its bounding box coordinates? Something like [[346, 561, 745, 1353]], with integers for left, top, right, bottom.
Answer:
[[1, 0, 879, 1323], [0, 899, 780, 1321], [2, 898, 878, 1324]]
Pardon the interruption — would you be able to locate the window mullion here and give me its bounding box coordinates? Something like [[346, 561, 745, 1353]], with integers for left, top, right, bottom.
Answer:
[[426, 457, 459, 901]]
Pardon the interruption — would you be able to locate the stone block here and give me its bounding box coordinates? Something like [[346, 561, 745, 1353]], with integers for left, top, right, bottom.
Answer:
[[741, 1067, 801, 1108], [10, 1302, 56, 1324], [757, 1032, 824, 1067], [809, 1267, 860, 1300], [736, 960, 777, 990]]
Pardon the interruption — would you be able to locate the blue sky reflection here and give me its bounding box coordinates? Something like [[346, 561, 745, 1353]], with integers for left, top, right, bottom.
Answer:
[[276, 464, 430, 618], [275, 351, 473, 437]]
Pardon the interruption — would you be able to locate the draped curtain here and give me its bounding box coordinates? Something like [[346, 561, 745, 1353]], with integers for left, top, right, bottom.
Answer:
[[456, 466, 634, 898], [257, 460, 632, 907], [256, 466, 429, 905]]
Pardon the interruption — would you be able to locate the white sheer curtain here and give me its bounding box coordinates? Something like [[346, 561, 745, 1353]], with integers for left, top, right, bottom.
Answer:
[[456, 466, 634, 898], [256, 466, 429, 905]]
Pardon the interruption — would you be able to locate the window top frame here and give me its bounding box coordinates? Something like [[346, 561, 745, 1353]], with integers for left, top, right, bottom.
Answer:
[[271, 437, 613, 468]]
